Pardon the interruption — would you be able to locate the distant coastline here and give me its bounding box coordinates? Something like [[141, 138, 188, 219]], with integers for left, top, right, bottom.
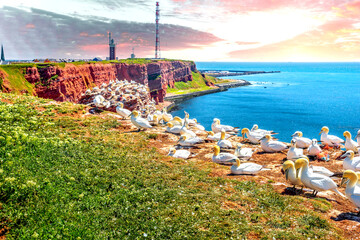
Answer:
[[165, 79, 251, 112]]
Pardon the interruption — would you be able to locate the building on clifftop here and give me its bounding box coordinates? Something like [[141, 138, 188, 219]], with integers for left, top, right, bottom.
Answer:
[[108, 32, 116, 60]]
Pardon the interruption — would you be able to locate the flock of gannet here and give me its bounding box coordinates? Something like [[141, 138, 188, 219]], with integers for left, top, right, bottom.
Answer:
[[106, 89, 360, 215], [80, 79, 154, 114]]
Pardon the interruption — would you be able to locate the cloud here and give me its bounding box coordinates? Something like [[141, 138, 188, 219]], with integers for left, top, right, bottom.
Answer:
[[229, 18, 360, 61], [334, 0, 360, 18], [25, 23, 36, 29], [0, 6, 221, 59]]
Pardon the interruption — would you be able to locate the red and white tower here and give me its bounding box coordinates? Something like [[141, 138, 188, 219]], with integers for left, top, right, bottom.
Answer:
[[155, 1, 160, 59]]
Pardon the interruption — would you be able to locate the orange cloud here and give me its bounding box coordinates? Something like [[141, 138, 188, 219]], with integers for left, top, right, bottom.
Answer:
[[80, 32, 88, 37], [25, 23, 35, 29], [229, 18, 360, 61], [335, 0, 360, 18]]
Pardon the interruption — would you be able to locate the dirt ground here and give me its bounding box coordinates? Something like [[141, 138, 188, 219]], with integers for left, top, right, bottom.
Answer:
[[117, 117, 360, 239]]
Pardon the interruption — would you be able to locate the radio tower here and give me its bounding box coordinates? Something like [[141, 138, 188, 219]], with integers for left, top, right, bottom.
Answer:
[[155, 1, 160, 59]]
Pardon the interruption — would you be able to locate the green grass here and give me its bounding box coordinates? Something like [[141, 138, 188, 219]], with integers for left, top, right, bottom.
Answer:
[[166, 71, 216, 95], [70, 58, 193, 66], [0, 93, 342, 239], [0, 66, 34, 94]]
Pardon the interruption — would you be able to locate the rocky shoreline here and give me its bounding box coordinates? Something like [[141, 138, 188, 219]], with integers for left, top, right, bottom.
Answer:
[[164, 79, 251, 111]]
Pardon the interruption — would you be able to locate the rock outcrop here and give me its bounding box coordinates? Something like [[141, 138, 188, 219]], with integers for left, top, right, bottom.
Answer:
[[21, 61, 196, 104]]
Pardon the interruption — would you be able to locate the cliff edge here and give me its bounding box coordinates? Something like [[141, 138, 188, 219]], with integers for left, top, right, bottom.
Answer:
[[0, 60, 199, 104]]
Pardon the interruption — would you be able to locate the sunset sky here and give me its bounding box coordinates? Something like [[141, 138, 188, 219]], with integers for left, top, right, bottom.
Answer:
[[0, 0, 359, 61]]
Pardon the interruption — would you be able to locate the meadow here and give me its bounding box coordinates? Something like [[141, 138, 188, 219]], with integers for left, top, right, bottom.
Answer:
[[0, 93, 342, 239]]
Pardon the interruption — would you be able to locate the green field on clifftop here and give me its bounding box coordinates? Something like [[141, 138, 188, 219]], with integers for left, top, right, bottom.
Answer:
[[0, 93, 342, 239]]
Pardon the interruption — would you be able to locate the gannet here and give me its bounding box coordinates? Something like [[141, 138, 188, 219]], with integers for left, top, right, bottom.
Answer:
[[251, 124, 275, 135], [340, 170, 360, 215], [212, 146, 238, 165], [180, 119, 196, 138], [340, 150, 360, 171], [206, 131, 231, 141], [260, 134, 287, 153], [234, 143, 253, 160], [310, 165, 334, 177], [295, 158, 344, 197], [130, 110, 152, 131], [319, 126, 344, 147], [343, 131, 359, 152], [178, 135, 204, 147], [184, 111, 196, 126], [93, 95, 106, 108], [241, 128, 263, 144], [282, 160, 303, 189], [211, 118, 239, 134], [168, 116, 183, 126], [287, 139, 304, 160], [231, 159, 267, 175], [307, 139, 322, 157], [150, 114, 160, 126], [168, 148, 190, 159], [217, 129, 232, 149], [193, 119, 205, 131], [165, 122, 182, 134], [162, 108, 173, 122], [291, 131, 312, 148], [116, 102, 131, 119]]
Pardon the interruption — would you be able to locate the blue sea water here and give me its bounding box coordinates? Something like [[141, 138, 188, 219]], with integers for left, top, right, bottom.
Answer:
[[170, 62, 360, 142]]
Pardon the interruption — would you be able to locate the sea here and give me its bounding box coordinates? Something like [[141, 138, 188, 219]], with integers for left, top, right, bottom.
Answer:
[[170, 62, 360, 142]]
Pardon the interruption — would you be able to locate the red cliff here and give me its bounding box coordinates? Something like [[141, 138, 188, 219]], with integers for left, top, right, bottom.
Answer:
[[22, 61, 195, 103]]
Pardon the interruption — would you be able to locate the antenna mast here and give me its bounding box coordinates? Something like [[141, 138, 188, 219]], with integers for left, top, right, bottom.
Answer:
[[155, 2, 160, 59]]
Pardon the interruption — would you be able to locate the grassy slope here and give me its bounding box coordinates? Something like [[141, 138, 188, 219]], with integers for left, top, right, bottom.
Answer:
[[166, 71, 230, 95], [0, 65, 35, 94], [0, 93, 341, 239]]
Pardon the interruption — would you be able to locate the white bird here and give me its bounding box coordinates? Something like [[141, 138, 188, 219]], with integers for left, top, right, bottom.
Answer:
[[356, 130, 360, 146], [231, 159, 267, 175], [116, 102, 131, 119], [287, 139, 304, 160], [241, 128, 264, 144], [260, 134, 287, 153], [294, 158, 344, 197], [340, 170, 360, 215], [168, 116, 183, 126], [307, 139, 322, 157], [234, 143, 253, 160], [217, 129, 232, 149], [206, 131, 231, 141], [162, 108, 173, 122], [150, 115, 160, 126], [165, 122, 182, 134], [251, 124, 275, 135], [341, 150, 360, 171], [184, 111, 196, 126], [282, 160, 303, 189], [180, 119, 197, 138], [193, 119, 205, 131], [130, 110, 152, 131], [93, 95, 106, 108], [168, 148, 190, 159], [319, 126, 344, 147], [212, 146, 238, 165], [343, 131, 359, 152], [291, 131, 312, 148], [178, 135, 204, 147], [211, 118, 239, 134], [310, 165, 334, 177]]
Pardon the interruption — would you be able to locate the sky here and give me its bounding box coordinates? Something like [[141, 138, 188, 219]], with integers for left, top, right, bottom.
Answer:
[[0, 0, 359, 61]]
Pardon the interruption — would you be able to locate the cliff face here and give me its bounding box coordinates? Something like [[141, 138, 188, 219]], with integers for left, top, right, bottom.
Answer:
[[22, 61, 195, 103]]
